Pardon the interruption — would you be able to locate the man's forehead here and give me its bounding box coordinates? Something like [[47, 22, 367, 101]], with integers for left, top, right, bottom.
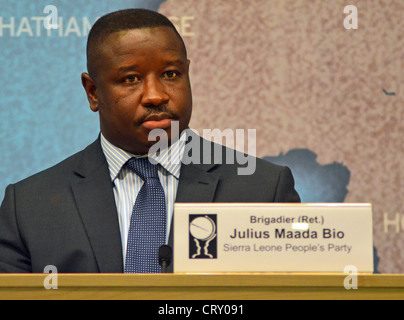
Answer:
[[101, 27, 186, 55]]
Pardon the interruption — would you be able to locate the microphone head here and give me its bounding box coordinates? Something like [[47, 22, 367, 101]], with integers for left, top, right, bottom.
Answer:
[[158, 245, 173, 267]]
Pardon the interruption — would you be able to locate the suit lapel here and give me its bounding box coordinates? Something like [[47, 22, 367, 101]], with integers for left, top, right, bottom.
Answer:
[[175, 129, 220, 203], [167, 163, 219, 273], [71, 139, 123, 273], [166, 132, 221, 272], [175, 163, 219, 203]]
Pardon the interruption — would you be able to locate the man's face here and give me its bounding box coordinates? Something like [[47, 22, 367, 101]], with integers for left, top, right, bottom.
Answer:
[[82, 27, 192, 155]]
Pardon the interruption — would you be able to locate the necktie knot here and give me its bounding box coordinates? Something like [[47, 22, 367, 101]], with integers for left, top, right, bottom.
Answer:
[[125, 157, 159, 181]]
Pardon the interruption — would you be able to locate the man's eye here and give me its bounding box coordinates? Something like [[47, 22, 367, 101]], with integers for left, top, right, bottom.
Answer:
[[125, 75, 140, 83], [163, 71, 179, 79]]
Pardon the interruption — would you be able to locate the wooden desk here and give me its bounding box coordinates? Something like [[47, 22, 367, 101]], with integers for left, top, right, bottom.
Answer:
[[0, 273, 403, 300]]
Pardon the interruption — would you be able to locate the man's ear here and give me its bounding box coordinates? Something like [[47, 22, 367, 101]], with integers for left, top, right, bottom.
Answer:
[[81, 72, 98, 112]]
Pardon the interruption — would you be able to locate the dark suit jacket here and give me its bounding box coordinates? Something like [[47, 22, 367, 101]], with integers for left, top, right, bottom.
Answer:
[[0, 133, 300, 273]]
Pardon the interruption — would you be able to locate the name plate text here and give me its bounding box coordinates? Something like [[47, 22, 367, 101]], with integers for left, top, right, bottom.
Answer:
[[173, 203, 374, 273]]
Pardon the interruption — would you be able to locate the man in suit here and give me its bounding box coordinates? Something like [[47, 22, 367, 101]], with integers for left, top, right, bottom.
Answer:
[[0, 9, 300, 273]]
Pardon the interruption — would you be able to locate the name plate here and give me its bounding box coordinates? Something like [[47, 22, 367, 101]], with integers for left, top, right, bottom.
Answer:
[[173, 203, 374, 273]]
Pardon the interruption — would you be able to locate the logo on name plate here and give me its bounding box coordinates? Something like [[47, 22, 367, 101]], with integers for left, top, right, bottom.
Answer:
[[189, 214, 217, 259]]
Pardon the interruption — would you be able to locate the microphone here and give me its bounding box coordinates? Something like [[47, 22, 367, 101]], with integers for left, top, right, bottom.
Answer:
[[159, 245, 173, 273]]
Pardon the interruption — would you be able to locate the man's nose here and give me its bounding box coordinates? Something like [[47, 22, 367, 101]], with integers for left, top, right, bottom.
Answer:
[[141, 76, 169, 107]]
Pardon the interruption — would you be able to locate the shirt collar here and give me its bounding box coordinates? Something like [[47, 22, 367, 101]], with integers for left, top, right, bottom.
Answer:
[[100, 132, 186, 182]]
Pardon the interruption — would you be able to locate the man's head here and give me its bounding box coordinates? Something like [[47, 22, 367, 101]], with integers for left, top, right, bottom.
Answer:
[[82, 9, 192, 155]]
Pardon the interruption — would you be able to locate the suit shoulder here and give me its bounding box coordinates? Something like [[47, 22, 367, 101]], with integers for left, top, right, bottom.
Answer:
[[255, 156, 286, 174], [191, 133, 284, 172], [216, 140, 286, 176], [16, 152, 81, 187], [12, 142, 96, 190]]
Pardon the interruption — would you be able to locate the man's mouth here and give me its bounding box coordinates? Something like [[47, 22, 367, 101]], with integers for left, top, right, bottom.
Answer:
[[141, 113, 173, 130]]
